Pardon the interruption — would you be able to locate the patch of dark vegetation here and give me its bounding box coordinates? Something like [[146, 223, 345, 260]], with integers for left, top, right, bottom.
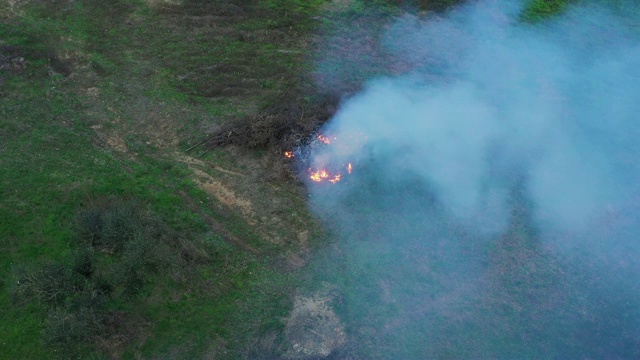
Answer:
[[45, 51, 75, 77], [1, 29, 73, 78], [522, 0, 574, 22], [170, 0, 251, 17], [75, 198, 171, 256], [9, 197, 210, 356], [192, 81, 339, 176], [420, 0, 465, 12], [0, 39, 75, 77], [0, 45, 28, 72], [362, 0, 465, 12]]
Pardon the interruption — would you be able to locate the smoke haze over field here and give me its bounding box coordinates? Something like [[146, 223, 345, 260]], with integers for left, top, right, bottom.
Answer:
[[305, 1, 640, 358]]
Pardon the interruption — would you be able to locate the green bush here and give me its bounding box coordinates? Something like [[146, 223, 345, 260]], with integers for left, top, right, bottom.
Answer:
[[358, 0, 465, 12], [10, 197, 188, 354], [522, 0, 571, 21], [75, 208, 103, 245], [119, 266, 146, 298], [75, 200, 143, 253], [71, 248, 96, 279]]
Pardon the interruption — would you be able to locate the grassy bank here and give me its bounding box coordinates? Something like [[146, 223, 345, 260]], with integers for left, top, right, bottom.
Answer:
[[0, 0, 326, 357]]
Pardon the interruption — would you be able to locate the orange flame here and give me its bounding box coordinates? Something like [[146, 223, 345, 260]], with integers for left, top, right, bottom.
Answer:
[[317, 134, 332, 145], [306, 132, 364, 184], [284, 151, 294, 158], [309, 168, 330, 182], [309, 168, 343, 184]]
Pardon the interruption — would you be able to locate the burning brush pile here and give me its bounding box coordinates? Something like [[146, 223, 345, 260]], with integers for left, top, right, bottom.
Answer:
[[188, 86, 365, 184], [285, 131, 368, 185]]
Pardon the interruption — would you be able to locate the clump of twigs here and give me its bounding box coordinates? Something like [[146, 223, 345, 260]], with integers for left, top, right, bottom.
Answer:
[[189, 84, 341, 178]]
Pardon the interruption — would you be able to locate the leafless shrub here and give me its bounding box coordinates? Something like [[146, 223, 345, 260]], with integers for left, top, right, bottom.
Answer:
[[192, 84, 340, 178], [10, 263, 73, 307], [42, 308, 105, 346]]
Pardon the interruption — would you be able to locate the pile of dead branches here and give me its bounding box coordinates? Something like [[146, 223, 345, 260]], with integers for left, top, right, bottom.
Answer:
[[189, 86, 340, 162]]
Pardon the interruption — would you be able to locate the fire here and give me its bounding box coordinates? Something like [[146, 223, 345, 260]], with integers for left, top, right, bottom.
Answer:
[[309, 168, 343, 183], [283, 132, 363, 184], [317, 134, 332, 145], [308, 164, 350, 184], [309, 169, 329, 182]]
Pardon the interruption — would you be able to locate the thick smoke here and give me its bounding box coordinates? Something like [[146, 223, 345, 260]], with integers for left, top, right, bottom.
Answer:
[[305, 1, 640, 358]]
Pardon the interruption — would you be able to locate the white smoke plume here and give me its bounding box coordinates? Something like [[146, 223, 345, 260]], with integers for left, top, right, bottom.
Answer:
[[304, 1, 640, 358]]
